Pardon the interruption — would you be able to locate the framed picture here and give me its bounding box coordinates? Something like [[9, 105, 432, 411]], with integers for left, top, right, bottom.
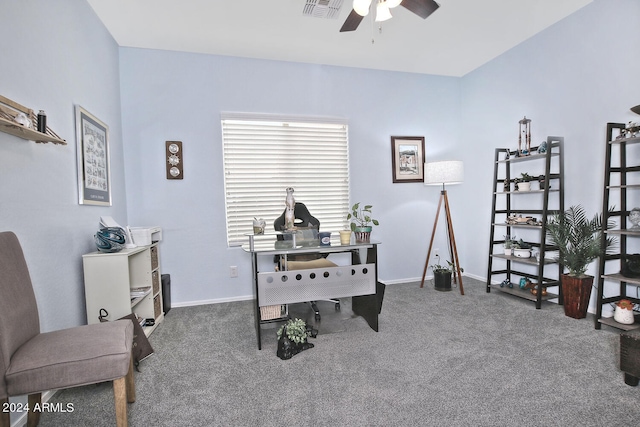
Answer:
[[75, 106, 112, 206], [391, 136, 425, 183]]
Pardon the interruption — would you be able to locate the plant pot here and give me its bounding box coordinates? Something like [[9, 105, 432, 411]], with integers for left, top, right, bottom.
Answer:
[[433, 270, 452, 292], [561, 274, 593, 319], [504, 247, 512, 256], [518, 181, 531, 191], [513, 248, 531, 258], [614, 306, 635, 325], [354, 226, 372, 243]]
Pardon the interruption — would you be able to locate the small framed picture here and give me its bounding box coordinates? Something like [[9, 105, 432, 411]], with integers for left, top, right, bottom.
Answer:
[[391, 136, 425, 183], [75, 106, 111, 206]]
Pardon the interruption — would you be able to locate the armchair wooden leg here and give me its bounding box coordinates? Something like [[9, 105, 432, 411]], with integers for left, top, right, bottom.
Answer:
[[125, 356, 136, 403], [0, 398, 9, 427], [114, 356, 135, 427], [26, 393, 41, 427], [114, 376, 128, 427]]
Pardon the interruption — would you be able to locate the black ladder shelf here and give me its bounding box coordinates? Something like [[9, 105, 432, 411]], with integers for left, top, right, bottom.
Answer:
[[486, 136, 565, 309], [595, 122, 640, 331]]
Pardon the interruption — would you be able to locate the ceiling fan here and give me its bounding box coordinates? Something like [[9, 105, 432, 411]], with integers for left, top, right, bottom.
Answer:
[[340, 0, 440, 32]]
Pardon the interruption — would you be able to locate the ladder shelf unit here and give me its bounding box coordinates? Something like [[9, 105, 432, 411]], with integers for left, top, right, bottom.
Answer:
[[486, 136, 565, 309], [595, 123, 640, 330]]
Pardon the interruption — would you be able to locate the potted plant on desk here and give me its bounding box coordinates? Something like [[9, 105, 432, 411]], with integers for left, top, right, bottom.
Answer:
[[546, 205, 616, 319], [347, 202, 379, 243]]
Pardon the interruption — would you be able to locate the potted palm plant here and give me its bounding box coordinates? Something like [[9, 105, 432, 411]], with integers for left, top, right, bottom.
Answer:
[[347, 202, 379, 243], [546, 205, 616, 319]]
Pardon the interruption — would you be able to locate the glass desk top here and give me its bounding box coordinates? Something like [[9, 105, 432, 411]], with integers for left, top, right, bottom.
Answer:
[[242, 232, 380, 255]]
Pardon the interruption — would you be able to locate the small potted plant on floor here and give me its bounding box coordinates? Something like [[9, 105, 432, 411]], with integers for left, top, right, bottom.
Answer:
[[546, 205, 616, 319], [430, 256, 463, 292], [347, 202, 379, 243], [276, 318, 317, 360]]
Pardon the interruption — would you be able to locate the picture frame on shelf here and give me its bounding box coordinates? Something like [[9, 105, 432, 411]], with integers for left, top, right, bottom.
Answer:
[[75, 105, 111, 206], [391, 136, 425, 183]]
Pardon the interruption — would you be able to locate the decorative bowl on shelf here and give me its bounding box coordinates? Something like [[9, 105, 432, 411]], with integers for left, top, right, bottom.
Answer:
[[513, 248, 531, 258]]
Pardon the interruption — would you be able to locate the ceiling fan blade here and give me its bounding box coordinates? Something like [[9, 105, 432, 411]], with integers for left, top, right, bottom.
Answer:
[[340, 9, 365, 32], [401, 0, 440, 19]]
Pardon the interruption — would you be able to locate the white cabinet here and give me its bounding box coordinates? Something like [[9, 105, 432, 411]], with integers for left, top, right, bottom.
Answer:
[[83, 243, 164, 336]]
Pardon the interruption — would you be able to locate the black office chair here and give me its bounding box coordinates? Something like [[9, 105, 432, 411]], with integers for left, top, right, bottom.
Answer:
[[274, 202, 340, 321]]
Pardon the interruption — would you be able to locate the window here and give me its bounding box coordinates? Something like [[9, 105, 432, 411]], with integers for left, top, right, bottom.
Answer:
[[221, 113, 350, 246]]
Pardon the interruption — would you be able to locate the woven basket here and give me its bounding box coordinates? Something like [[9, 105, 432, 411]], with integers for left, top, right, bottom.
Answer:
[[260, 305, 284, 320]]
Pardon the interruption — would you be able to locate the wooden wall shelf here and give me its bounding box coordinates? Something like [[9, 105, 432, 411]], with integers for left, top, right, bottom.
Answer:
[[0, 94, 66, 145]]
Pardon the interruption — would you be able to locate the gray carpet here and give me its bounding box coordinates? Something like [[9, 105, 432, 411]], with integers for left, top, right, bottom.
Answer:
[[40, 278, 638, 426]]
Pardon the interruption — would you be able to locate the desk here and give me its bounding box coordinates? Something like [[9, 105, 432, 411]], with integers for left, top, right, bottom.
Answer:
[[243, 234, 384, 349]]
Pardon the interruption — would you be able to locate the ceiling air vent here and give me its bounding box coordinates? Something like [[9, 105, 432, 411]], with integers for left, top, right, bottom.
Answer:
[[303, 0, 343, 19]]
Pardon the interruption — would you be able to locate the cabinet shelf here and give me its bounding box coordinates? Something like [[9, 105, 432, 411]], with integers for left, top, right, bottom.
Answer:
[[0, 94, 65, 145], [486, 137, 565, 309], [83, 243, 164, 336]]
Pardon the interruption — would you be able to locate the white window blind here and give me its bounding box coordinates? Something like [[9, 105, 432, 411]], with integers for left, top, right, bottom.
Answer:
[[221, 114, 350, 246]]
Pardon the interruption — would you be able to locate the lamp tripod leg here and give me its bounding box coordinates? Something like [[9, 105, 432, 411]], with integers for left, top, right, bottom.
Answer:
[[420, 193, 444, 288], [443, 191, 464, 295]]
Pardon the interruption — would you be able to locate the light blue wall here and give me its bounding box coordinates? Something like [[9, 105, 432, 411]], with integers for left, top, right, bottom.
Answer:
[[119, 49, 461, 304], [0, 1, 125, 331], [460, 0, 640, 312], [2, 0, 638, 329]]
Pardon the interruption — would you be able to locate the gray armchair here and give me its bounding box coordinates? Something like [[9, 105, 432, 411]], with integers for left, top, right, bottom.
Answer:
[[0, 231, 135, 427]]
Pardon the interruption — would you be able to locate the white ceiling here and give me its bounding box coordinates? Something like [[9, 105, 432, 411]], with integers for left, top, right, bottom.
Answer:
[[87, 0, 593, 77]]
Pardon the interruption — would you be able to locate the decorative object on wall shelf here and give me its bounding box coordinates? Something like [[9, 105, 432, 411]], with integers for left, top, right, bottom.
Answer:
[[0, 94, 65, 144], [75, 105, 111, 206], [518, 116, 531, 156], [391, 136, 425, 183], [165, 141, 183, 179]]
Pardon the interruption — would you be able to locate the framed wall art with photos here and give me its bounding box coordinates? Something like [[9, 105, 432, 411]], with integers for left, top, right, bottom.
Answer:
[[391, 136, 425, 183], [75, 106, 111, 206]]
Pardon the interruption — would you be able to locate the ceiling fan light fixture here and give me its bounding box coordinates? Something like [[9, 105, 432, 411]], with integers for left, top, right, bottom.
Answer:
[[386, 0, 403, 8], [375, 1, 392, 22], [353, 0, 372, 16]]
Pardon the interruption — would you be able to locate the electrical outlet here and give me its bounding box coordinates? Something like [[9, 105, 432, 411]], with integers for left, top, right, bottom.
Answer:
[[434, 248, 440, 258], [230, 266, 238, 278]]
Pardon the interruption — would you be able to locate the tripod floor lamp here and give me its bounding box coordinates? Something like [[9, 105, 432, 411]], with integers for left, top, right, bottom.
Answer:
[[420, 160, 465, 295]]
